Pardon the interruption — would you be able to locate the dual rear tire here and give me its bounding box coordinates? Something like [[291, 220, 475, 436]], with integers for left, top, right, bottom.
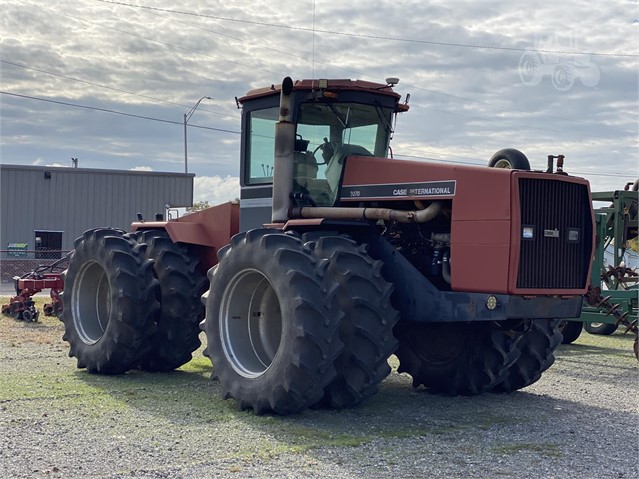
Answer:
[[394, 321, 521, 395], [60, 228, 205, 374], [558, 320, 584, 344], [60, 229, 159, 373], [134, 230, 207, 372], [494, 319, 563, 392]]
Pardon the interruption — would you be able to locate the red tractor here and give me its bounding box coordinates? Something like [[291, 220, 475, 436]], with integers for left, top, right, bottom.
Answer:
[[60, 77, 594, 414]]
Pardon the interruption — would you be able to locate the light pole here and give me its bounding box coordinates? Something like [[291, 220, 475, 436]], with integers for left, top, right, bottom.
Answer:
[[183, 96, 212, 173]]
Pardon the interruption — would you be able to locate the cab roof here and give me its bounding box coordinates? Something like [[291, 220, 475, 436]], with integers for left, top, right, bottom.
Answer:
[[238, 78, 403, 104]]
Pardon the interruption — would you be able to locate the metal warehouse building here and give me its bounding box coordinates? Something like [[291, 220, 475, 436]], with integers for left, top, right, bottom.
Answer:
[[0, 164, 193, 281]]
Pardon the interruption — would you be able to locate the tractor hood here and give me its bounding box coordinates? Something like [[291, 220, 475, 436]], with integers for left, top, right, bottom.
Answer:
[[341, 155, 594, 295]]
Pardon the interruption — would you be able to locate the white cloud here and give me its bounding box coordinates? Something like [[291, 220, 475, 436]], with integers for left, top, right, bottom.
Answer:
[[130, 165, 153, 171], [30, 158, 69, 168], [193, 175, 240, 205]]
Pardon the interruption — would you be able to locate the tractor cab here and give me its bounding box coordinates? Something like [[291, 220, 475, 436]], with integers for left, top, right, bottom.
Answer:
[[237, 79, 409, 230]]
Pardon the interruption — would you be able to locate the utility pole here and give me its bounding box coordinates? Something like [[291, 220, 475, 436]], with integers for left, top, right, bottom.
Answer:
[[184, 96, 212, 173]]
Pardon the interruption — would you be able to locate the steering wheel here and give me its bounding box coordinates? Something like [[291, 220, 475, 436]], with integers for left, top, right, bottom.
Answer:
[[311, 138, 334, 165]]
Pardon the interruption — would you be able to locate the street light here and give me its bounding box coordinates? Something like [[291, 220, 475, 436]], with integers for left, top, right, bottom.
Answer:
[[183, 96, 212, 173]]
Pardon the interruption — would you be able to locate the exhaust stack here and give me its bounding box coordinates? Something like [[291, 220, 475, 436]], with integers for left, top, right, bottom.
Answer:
[[272, 77, 295, 223]]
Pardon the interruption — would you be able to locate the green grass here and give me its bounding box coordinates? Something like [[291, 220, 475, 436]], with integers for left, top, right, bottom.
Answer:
[[557, 326, 637, 362]]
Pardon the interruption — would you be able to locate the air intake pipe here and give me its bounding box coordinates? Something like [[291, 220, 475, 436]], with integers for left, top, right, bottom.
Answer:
[[272, 77, 295, 223], [289, 200, 442, 223]]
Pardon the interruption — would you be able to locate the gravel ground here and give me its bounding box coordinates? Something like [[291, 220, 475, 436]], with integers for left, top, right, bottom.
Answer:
[[0, 313, 637, 479]]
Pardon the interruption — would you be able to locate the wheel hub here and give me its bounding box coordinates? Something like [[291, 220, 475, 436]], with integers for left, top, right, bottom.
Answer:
[[220, 269, 283, 378], [72, 261, 111, 344]]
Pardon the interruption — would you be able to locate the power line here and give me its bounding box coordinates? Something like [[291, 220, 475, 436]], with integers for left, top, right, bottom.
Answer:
[[395, 153, 635, 178], [0, 91, 240, 134], [0, 60, 238, 120], [140, 8, 309, 65], [27, 2, 283, 77], [91, 0, 633, 136], [402, 85, 634, 136], [2, 93, 632, 181], [414, 103, 632, 139], [94, 0, 639, 58]]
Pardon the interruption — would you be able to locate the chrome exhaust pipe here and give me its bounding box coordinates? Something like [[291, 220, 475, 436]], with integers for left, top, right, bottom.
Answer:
[[272, 77, 295, 223]]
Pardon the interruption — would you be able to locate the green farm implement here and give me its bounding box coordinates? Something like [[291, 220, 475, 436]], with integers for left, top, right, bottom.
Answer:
[[560, 181, 638, 358]]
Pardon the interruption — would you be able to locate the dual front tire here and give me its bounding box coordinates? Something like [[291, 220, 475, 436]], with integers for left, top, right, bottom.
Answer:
[[302, 234, 399, 408], [201, 230, 399, 414], [395, 318, 563, 395], [202, 229, 346, 414]]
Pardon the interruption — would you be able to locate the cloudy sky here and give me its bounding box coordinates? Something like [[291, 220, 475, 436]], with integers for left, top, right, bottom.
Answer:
[[1, 0, 637, 204]]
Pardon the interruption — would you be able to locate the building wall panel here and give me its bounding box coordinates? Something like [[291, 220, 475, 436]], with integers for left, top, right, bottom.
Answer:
[[0, 165, 194, 262]]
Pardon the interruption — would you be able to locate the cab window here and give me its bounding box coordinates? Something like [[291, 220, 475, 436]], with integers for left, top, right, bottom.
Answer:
[[246, 106, 278, 184]]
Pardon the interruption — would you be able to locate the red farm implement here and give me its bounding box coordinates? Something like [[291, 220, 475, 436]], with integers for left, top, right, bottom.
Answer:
[[2, 256, 67, 322]]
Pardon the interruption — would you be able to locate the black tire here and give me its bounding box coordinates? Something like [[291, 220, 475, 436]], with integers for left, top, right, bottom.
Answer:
[[202, 229, 344, 415], [488, 148, 531, 170], [394, 321, 522, 395], [134, 230, 207, 371], [494, 319, 562, 392], [22, 309, 33, 322], [60, 228, 160, 374], [584, 322, 618, 335], [558, 320, 583, 344], [24, 301, 38, 322], [303, 233, 399, 409]]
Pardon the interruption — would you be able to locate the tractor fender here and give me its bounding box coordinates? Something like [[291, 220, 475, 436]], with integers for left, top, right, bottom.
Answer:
[[132, 221, 216, 247], [131, 201, 240, 270]]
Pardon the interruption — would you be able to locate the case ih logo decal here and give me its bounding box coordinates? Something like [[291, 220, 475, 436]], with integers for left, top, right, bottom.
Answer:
[[341, 180, 456, 200]]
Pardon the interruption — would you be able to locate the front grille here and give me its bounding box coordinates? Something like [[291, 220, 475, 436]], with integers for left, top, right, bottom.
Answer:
[[517, 178, 592, 289]]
